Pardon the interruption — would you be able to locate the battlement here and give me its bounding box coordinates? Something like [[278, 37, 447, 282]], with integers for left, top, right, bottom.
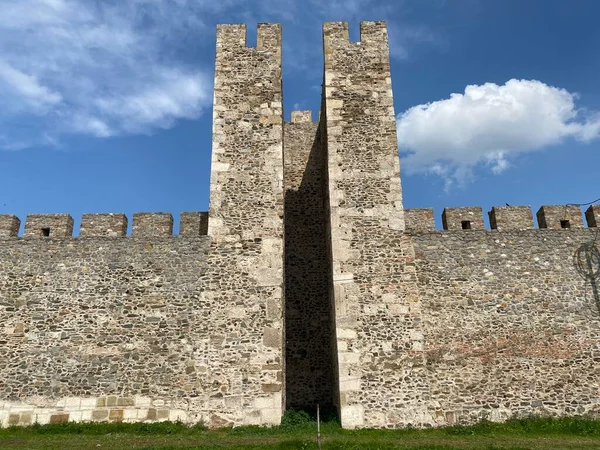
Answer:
[[442, 207, 485, 231], [180, 212, 209, 236], [406, 205, 600, 233], [0, 215, 20, 237], [24, 214, 74, 238], [404, 208, 435, 233], [0, 212, 209, 238], [322, 21, 388, 46], [537, 205, 584, 229], [289, 110, 315, 123], [489, 206, 534, 231], [585, 205, 600, 227], [80, 213, 128, 237], [216, 23, 281, 52]]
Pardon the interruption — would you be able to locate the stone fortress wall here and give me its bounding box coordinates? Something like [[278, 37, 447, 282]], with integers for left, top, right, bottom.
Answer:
[[0, 23, 286, 429], [2, 20, 600, 430], [405, 205, 600, 427]]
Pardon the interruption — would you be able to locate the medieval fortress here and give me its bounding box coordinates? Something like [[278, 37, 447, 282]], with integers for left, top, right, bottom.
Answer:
[[1, 21, 600, 430]]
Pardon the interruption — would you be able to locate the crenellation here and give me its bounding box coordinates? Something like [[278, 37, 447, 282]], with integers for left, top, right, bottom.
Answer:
[[323, 21, 350, 45], [585, 205, 600, 227], [216, 24, 247, 49], [0, 214, 20, 238], [442, 207, 484, 231], [359, 21, 389, 47], [24, 214, 74, 238], [289, 110, 314, 123], [256, 23, 281, 51], [489, 206, 534, 231], [132, 213, 173, 237], [405, 208, 435, 233], [179, 212, 209, 236], [537, 205, 584, 229], [80, 213, 128, 237]]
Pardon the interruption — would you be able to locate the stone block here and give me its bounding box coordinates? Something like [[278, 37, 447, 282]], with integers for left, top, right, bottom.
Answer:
[[117, 397, 135, 407], [146, 408, 157, 420], [259, 408, 282, 426], [109, 409, 124, 421], [80, 214, 127, 237], [179, 212, 208, 236], [261, 384, 281, 393], [24, 214, 74, 238], [290, 110, 313, 123], [404, 208, 435, 233], [132, 213, 173, 237], [0, 215, 20, 238], [585, 205, 600, 227], [442, 207, 484, 231], [8, 413, 19, 425], [537, 205, 583, 229], [50, 413, 69, 424], [489, 206, 534, 231], [263, 327, 282, 348]]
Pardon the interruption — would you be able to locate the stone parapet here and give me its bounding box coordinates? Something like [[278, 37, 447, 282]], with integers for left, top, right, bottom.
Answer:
[[24, 214, 74, 238], [0, 215, 20, 238], [585, 205, 600, 227], [80, 214, 128, 237], [489, 206, 534, 231], [442, 207, 484, 231], [180, 212, 209, 236], [132, 213, 174, 237], [537, 205, 583, 229], [405, 208, 435, 233], [289, 110, 314, 123]]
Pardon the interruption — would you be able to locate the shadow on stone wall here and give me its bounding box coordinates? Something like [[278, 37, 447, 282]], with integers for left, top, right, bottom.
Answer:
[[574, 238, 600, 312], [284, 127, 336, 414]]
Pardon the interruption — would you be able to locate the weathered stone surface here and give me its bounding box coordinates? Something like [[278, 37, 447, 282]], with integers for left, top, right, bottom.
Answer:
[[489, 206, 534, 231], [80, 214, 128, 237], [585, 205, 600, 227], [537, 205, 584, 229], [180, 212, 209, 236], [323, 21, 423, 429], [405, 208, 435, 233], [413, 229, 600, 425], [24, 214, 73, 238], [443, 207, 484, 231], [132, 213, 173, 236], [0, 215, 20, 238]]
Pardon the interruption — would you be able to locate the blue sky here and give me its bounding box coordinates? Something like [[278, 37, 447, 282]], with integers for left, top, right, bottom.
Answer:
[[1, 0, 600, 233]]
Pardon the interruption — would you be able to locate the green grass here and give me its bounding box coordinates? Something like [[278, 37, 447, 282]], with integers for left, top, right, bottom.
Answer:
[[2, 414, 600, 449]]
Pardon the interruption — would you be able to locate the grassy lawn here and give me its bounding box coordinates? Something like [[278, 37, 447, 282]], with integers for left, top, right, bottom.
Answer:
[[2, 415, 600, 449]]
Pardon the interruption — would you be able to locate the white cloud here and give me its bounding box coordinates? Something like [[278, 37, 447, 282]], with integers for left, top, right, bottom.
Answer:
[[0, 0, 218, 149], [398, 79, 600, 187], [0, 0, 444, 150], [0, 61, 62, 113]]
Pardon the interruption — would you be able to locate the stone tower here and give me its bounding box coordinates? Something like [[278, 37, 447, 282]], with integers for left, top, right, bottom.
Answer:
[[208, 23, 286, 424], [321, 22, 427, 428]]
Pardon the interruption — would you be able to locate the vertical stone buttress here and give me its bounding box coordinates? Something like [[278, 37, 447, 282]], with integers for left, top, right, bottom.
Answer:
[[208, 24, 285, 425], [283, 112, 335, 412], [322, 22, 429, 428]]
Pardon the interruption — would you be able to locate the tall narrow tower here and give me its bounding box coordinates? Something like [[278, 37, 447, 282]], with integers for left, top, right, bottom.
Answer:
[[322, 22, 428, 428]]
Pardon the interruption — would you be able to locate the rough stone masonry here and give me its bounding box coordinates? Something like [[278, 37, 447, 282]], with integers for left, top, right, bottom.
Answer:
[[1, 21, 600, 430]]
